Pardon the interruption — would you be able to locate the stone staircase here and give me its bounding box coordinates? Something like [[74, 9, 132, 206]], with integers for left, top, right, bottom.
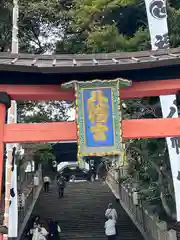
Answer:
[[32, 181, 144, 240]]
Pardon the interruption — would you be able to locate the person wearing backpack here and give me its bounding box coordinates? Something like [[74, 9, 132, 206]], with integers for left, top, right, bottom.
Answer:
[[57, 175, 65, 198], [104, 215, 116, 240], [105, 203, 118, 236]]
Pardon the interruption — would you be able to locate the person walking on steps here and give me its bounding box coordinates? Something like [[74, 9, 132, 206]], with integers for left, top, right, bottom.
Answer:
[[105, 203, 117, 222], [47, 219, 61, 240], [43, 176, 51, 192], [90, 166, 96, 182], [57, 175, 65, 198], [105, 215, 116, 240], [39, 223, 48, 240], [105, 203, 118, 236], [54, 221, 61, 240], [47, 219, 55, 240]]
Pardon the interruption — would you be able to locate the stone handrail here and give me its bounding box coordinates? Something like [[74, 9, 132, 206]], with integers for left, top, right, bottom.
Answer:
[[106, 170, 177, 240], [17, 166, 43, 240]]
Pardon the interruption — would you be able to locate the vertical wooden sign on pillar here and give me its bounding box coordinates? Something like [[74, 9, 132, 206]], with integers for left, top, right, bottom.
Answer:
[[0, 93, 11, 239], [0, 103, 5, 240], [0, 104, 6, 200], [3, 100, 18, 238], [0, 93, 11, 200]]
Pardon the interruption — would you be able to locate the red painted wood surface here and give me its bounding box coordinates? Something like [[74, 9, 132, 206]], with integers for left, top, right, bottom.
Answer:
[[0, 79, 180, 100], [3, 118, 180, 143], [4, 122, 77, 143], [0, 104, 6, 199], [0, 85, 75, 101]]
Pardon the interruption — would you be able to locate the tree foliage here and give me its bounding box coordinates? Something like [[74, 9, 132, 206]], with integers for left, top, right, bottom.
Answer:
[[0, 0, 180, 53], [22, 143, 55, 163], [121, 98, 176, 220], [17, 101, 72, 123]]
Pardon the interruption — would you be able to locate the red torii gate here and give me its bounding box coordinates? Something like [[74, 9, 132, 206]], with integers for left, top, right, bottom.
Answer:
[[1, 48, 180, 197], [2, 79, 180, 143]]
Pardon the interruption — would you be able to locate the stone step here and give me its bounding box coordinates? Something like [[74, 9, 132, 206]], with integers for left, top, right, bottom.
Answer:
[[30, 181, 144, 240]]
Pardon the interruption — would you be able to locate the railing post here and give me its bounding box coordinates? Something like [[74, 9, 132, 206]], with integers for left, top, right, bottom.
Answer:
[[0, 103, 6, 201], [168, 229, 177, 240], [157, 221, 168, 240], [114, 169, 119, 181]]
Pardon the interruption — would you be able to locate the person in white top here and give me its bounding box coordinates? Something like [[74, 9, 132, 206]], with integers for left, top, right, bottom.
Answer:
[[39, 223, 48, 240], [104, 215, 116, 240], [43, 176, 51, 192], [32, 223, 49, 240], [105, 203, 117, 222], [32, 224, 41, 240]]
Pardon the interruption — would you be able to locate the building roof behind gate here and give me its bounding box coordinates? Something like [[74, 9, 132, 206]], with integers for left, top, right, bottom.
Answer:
[[0, 48, 180, 74]]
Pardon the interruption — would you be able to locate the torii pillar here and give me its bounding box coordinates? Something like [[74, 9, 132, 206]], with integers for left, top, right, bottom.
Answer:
[[0, 93, 11, 240]]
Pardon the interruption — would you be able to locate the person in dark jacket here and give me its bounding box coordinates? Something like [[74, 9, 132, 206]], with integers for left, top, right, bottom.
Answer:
[[90, 166, 96, 182], [57, 176, 65, 198], [54, 221, 61, 240], [26, 217, 35, 240], [47, 219, 56, 240], [34, 216, 40, 225]]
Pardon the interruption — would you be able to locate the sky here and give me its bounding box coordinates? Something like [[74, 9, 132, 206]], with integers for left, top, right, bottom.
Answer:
[[68, 108, 75, 121]]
